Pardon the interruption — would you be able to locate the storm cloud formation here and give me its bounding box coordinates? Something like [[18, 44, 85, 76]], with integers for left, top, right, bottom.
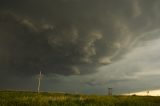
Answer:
[[0, 0, 160, 76]]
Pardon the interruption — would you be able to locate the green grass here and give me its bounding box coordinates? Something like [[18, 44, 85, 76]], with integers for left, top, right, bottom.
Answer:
[[0, 91, 160, 106]]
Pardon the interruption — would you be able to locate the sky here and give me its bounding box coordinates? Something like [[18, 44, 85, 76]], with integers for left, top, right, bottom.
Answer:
[[126, 89, 160, 96], [0, 0, 160, 95]]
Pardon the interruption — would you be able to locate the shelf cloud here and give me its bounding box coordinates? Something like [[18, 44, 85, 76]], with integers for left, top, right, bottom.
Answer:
[[0, 0, 160, 85]]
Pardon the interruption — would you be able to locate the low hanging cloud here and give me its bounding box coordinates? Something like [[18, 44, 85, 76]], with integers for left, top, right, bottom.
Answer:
[[0, 0, 160, 77]]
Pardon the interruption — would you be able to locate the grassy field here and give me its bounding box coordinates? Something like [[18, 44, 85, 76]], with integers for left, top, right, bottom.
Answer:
[[0, 91, 160, 106]]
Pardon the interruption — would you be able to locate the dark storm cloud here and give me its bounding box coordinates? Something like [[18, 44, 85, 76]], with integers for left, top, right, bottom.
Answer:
[[0, 0, 160, 76]]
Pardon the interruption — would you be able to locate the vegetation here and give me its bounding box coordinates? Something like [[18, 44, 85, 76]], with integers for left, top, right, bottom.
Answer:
[[0, 91, 160, 106]]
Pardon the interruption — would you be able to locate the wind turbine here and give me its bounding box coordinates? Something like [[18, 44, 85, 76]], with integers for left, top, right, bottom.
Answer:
[[37, 70, 42, 93]]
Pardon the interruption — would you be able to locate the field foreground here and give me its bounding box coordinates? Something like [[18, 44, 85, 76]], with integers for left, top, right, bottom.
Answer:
[[0, 91, 160, 106]]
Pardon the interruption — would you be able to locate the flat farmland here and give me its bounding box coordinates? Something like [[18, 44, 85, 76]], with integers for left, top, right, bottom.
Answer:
[[1, 91, 160, 106]]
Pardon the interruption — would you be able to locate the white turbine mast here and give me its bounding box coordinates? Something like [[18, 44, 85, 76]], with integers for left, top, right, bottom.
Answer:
[[38, 70, 42, 93]]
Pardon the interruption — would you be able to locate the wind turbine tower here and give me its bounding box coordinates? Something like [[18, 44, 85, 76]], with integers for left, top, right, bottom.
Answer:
[[38, 70, 42, 93]]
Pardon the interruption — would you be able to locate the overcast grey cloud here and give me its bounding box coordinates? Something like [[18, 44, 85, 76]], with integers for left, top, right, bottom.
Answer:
[[0, 0, 160, 94], [39, 33, 160, 94]]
